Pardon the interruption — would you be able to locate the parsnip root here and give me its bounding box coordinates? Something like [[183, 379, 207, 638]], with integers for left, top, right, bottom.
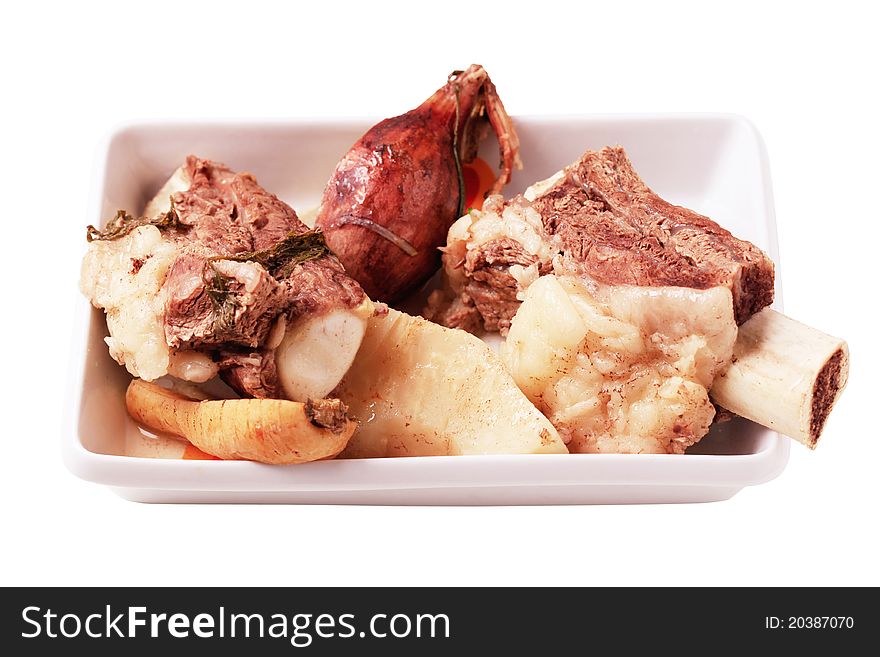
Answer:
[[711, 309, 849, 448], [335, 308, 567, 457], [275, 300, 373, 402], [125, 379, 356, 463]]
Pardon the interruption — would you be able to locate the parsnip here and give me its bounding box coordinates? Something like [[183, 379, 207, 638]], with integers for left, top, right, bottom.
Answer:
[[275, 300, 373, 402], [711, 309, 849, 448], [335, 309, 567, 457], [125, 379, 355, 464]]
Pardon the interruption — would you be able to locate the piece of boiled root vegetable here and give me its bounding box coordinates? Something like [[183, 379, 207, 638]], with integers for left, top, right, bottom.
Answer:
[[711, 309, 849, 449], [333, 309, 566, 457], [125, 379, 355, 464], [316, 64, 521, 303], [274, 299, 374, 402]]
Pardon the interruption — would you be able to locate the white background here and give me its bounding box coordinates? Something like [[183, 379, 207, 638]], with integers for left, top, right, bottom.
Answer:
[[1, 0, 877, 586]]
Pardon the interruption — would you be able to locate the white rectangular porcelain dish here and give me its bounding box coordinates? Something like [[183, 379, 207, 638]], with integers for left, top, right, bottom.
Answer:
[[64, 115, 789, 504]]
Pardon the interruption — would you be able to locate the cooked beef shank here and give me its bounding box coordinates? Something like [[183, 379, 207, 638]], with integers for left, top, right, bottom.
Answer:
[[429, 146, 775, 333]]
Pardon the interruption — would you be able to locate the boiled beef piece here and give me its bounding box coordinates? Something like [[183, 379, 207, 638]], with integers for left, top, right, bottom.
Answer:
[[160, 156, 368, 398], [428, 146, 775, 332]]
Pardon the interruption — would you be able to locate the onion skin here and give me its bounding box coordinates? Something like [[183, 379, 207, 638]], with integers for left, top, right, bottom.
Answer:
[[316, 64, 520, 303]]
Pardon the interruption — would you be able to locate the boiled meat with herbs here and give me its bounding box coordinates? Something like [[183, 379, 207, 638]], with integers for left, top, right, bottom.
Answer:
[[81, 156, 373, 401]]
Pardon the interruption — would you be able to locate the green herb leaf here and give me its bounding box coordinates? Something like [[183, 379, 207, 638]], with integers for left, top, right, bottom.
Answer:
[[201, 229, 333, 334], [210, 229, 332, 279], [86, 209, 181, 242], [204, 264, 240, 335]]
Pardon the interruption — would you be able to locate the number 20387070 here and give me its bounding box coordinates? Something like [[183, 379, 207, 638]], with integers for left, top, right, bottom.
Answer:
[[765, 617, 854, 630]]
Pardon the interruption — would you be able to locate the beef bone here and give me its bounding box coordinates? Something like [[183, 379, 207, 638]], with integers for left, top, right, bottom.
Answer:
[[428, 146, 847, 447]]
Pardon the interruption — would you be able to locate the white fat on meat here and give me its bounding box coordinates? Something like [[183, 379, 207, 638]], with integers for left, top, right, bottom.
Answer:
[[443, 194, 558, 298], [442, 174, 565, 299], [80, 223, 221, 384], [167, 349, 219, 383], [501, 275, 737, 454], [79, 225, 179, 380]]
